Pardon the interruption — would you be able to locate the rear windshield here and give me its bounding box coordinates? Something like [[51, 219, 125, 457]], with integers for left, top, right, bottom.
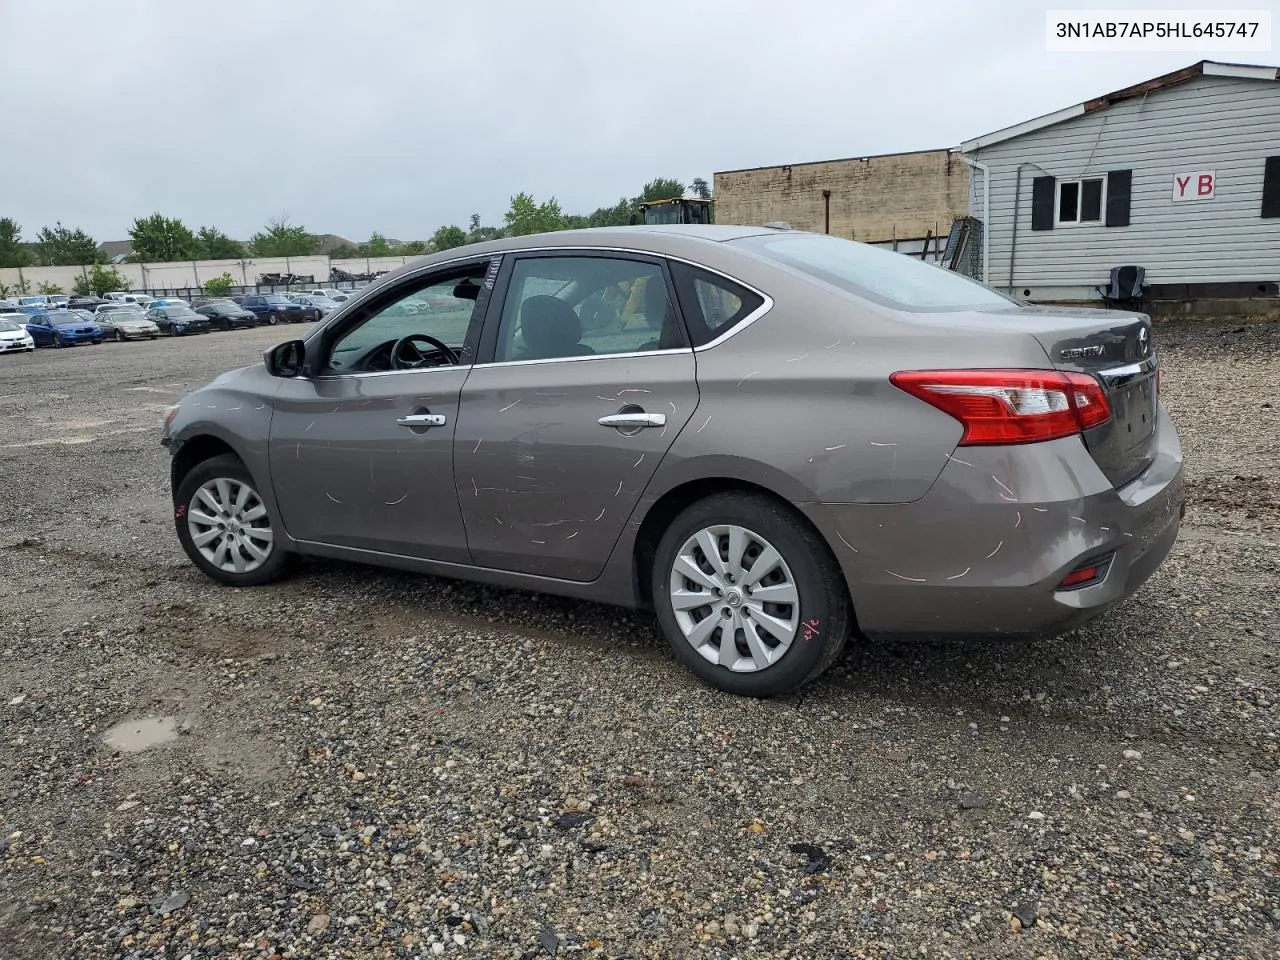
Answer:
[[732, 233, 1016, 312]]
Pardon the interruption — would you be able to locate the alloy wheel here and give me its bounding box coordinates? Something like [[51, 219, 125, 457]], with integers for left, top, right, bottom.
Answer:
[[668, 524, 800, 673], [187, 478, 274, 574]]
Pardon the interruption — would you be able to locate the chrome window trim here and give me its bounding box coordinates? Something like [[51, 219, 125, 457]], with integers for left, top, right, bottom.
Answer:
[[479, 348, 690, 370], [313, 363, 474, 381], [303, 244, 775, 365]]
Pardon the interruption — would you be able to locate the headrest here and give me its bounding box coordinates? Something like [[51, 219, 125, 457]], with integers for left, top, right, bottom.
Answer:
[[520, 296, 582, 356]]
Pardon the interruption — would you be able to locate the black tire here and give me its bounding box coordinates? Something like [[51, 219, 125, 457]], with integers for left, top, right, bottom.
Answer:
[[92, 338, 102, 345], [167, 325, 176, 336], [51, 333, 63, 348], [651, 492, 852, 697], [267, 312, 280, 325], [149, 334, 158, 340], [174, 453, 292, 587], [115, 329, 124, 342]]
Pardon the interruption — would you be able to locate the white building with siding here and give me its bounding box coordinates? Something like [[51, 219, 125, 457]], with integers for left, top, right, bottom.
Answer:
[[960, 61, 1280, 303]]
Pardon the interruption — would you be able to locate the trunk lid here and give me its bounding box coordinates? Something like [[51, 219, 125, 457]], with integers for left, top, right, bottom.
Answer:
[[998, 306, 1158, 488]]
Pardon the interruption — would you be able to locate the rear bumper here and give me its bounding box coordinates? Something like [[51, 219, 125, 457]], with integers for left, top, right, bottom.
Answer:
[[800, 405, 1184, 639]]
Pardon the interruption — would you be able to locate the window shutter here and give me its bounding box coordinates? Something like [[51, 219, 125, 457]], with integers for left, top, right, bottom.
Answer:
[[1105, 170, 1132, 227], [1031, 177, 1055, 230], [1262, 156, 1280, 218]]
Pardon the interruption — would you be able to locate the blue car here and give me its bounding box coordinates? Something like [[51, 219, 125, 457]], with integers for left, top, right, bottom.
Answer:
[[25, 310, 103, 348]]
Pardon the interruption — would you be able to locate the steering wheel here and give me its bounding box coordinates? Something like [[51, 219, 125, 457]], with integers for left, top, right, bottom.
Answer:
[[390, 334, 459, 369]]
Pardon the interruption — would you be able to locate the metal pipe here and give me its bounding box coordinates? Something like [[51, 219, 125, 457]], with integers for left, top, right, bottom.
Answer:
[[822, 189, 831, 235], [958, 154, 990, 284]]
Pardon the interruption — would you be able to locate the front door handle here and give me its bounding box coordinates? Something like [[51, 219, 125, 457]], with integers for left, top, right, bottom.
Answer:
[[396, 413, 447, 428], [598, 412, 666, 429]]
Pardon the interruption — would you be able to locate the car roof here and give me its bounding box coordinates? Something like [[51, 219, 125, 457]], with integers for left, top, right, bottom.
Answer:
[[365, 224, 786, 289]]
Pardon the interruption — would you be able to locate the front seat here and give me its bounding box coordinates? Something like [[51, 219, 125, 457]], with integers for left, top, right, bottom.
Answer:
[[517, 296, 595, 360]]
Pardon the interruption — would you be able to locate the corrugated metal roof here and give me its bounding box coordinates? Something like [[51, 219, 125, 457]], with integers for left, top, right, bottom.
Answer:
[[961, 60, 1279, 153]]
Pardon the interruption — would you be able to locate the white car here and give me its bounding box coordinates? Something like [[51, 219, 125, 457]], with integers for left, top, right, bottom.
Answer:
[[96, 301, 144, 315], [0, 316, 36, 353], [105, 292, 154, 307]]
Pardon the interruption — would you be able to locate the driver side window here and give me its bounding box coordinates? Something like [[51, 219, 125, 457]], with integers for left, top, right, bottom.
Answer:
[[327, 265, 489, 373]]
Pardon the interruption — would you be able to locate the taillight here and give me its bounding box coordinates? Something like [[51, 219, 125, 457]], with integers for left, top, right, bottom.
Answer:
[[890, 369, 1111, 446]]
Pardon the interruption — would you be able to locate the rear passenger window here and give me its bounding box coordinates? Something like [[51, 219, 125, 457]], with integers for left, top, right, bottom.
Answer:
[[493, 256, 686, 362], [668, 262, 765, 346]]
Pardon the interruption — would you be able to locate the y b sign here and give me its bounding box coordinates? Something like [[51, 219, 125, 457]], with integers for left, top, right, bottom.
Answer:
[[1172, 171, 1216, 202]]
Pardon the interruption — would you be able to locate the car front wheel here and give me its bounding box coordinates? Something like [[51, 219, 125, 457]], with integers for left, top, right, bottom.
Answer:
[[651, 492, 852, 697], [174, 454, 290, 587]]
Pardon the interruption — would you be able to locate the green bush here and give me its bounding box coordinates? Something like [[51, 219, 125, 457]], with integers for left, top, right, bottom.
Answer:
[[203, 272, 235, 297]]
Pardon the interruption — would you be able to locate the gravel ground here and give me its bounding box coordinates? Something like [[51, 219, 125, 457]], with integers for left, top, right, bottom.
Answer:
[[1, 320, 1277, 960]]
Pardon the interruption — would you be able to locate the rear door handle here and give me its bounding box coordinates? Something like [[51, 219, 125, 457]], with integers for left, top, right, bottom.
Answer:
[[396, 413, 447, 428], [598, 413, 666, 429]]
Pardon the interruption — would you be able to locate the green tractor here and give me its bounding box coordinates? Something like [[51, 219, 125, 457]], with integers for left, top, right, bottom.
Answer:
[[631, 197, 714, 226]]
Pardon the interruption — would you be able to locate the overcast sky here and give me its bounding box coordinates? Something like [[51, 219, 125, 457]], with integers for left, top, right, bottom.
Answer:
[[1, 0, 1275, 243]]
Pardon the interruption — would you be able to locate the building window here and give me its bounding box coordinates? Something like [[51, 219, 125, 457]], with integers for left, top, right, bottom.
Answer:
[[1056, 178, 1105, 224]]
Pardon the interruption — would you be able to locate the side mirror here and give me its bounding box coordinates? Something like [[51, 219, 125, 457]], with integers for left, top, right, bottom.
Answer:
[[265, 339, 306, 378]]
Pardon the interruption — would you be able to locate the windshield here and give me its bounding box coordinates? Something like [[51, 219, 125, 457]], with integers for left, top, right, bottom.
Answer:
[[733, 233, 1017, 312], [264, 296, 293, 305], [162, 307, 198, 317], [0, 320, 21, 332]]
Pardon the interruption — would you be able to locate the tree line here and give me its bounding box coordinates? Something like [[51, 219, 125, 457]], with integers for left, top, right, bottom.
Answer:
[[0, 176, 710, 271]]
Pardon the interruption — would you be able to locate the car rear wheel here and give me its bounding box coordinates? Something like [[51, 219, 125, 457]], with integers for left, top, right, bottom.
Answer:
[[267, 312, 280, 325], [114, 329, 124, 342], [651, 492, 852, 697], [174, 454, 290, 587]]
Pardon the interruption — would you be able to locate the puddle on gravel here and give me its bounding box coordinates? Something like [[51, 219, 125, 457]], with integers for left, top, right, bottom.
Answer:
[[103, 716, 179, 753]]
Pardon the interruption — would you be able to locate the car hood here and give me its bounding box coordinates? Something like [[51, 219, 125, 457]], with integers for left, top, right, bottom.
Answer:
[[0, 329, 31, 338], [116, 319, 157, 327]]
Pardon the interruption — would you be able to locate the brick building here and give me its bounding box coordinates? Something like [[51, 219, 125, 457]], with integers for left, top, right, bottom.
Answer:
[[713, 149, 970, 256]]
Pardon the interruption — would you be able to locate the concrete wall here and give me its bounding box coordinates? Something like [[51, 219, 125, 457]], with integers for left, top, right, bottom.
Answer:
[[967, 74, 1280, 300], [0, 255, 421, 294], [713, 149, 970, 243]]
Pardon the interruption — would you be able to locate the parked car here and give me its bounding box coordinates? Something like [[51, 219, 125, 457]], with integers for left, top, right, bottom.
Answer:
[[17, 296, 50, 308], [69, 309, 99, 324], [239, 294, 307, 325], [195, 301, 258, 331], [96, 301, 144, 315], [0, 316, 36, 353], [67, 297, 109, 313], [25, 310, 102, 347], [105, 292, 154, 307], [97, 309, 161, 341], [162, 226, 1184, 696], [151, 298, 191, 310], [146, 305, 211, 336], [46, 295, 70, 308], [291, 294, 340, 318]]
